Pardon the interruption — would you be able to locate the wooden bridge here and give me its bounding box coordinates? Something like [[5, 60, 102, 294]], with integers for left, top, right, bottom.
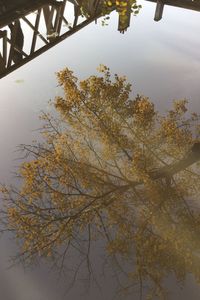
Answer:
[[0, 0, 102, 79]]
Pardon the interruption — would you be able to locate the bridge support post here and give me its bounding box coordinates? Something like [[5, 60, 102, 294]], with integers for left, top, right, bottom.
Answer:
[[154, 0, 164, 21]]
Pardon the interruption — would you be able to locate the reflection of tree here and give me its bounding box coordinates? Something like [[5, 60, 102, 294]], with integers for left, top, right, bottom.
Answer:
[[101, 0, 141, 33], [79, 0, 141, 32], [1, 66, 200, 299]]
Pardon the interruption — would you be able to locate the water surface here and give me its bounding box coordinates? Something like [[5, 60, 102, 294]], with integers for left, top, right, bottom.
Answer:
[[0, 1, 200, 299]]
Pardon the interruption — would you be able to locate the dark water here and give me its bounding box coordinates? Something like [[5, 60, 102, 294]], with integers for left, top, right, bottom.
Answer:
[[0, 1, 200, 299]]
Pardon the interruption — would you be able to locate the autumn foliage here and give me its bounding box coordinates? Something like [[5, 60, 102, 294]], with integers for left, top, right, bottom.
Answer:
[[80, 0, 141, 32], [1, 66, 200, 299]]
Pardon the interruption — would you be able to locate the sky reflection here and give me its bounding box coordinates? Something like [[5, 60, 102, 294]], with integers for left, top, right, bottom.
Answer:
[[0, 1, 200, 299]]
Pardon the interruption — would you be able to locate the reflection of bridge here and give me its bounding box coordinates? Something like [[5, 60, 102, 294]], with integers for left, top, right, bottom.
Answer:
[[0, 1, 199, 79], [146, 0, 200, 21], [0, 0, 102, 79]]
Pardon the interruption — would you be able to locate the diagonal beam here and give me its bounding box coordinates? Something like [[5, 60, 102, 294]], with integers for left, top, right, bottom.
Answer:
[[31, 9, 42, 54], [22, 15, 48, 44], [6, 37, 28, 59]]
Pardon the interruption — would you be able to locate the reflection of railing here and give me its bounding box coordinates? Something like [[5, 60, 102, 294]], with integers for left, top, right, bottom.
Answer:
[[0, 0, 102, 79], [146, 0, 200, 21]]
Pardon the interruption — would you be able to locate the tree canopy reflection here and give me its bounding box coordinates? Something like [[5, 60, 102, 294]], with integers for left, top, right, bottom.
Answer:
[[1, 66, 200, 299]]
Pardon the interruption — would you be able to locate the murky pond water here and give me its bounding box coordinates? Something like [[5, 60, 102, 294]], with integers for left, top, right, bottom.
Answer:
[[0, 1, 200, 299]]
